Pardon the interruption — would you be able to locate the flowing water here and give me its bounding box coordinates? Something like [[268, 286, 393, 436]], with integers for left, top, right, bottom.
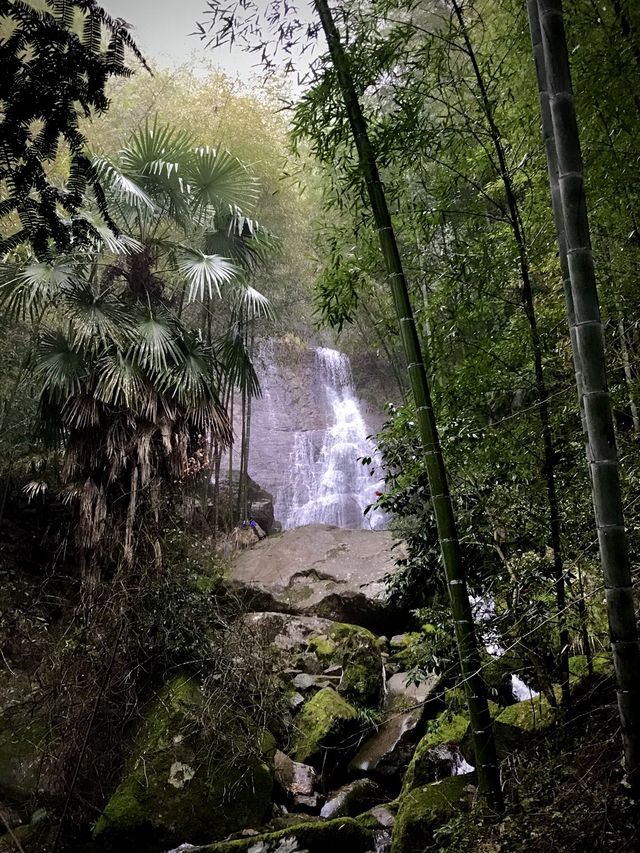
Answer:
[[274, 347, 386, 531], [472, 596, 539, 702]]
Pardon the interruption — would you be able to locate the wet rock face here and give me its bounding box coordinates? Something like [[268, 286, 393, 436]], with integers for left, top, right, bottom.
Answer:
[[349, 672, 442, 791], [229, 524, 404, 632], [234, 341, 389, 532]]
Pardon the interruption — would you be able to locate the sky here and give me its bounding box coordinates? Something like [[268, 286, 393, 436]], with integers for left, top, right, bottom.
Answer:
[[102, 0, 317, 82]]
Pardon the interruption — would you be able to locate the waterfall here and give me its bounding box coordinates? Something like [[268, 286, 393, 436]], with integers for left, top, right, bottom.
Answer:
[[274, 347, 386, 530]]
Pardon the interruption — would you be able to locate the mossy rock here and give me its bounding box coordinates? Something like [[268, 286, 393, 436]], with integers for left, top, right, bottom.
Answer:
[[401, 712, 470, 795], [391, 775, 473, 853], [292, 686, 358, 767], [94, 674, 274, 851], [308, 623, 384, 707], [196, 816, 373, 852], [0, 716, 46, 803], [568, 653, 613, 696], [492, 689, 560, 756]]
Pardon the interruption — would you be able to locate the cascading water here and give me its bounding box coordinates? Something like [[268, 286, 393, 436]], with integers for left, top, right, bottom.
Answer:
[[274, 347, 386, 531], [472, 596, 539, 702]]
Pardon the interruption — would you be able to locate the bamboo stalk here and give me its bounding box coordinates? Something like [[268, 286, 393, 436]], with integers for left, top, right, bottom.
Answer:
[[536, 0, 640, 788], [527, 0, 593, 676], [313, 0, 502, 809]]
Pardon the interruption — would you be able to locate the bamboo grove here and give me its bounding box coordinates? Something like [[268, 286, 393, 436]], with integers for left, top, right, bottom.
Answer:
[[201, 0, 640, 796]]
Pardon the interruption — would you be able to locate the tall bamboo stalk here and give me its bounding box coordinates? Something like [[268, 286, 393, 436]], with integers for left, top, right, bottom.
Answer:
[[313, 0, 502, 809], [536, 0, 640, 787], [452, 0, 570, 705], [527, 0, 592, 673]]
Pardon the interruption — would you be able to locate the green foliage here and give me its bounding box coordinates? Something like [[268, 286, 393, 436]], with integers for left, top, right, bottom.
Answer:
[[0, 0, 147, 255]]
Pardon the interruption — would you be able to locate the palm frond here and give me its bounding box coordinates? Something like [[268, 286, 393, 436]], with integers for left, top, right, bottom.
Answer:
[[95, 351, 145, 409], [36, 329, 86, 401], [64, 281, 132, 349], [92, 156, 156, 212], [235, 284, 276, 321], [176, 247, 237, 302], [185, 146, 259, 215], [129, 309, 181, 373], [0, 261, 76, 319], [215, 330, 261, 398]]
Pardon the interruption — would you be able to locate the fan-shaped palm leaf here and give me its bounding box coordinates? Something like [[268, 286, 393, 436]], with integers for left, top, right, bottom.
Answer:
[[79, 210, 144, 256], [129, 309, 181, 373], [36, 330, 86, 401], [185, 146, 259, 215], [64, 282, 132, 348], [236, 284, 276, 321], [95, 351, 145, 410], [176, 247, 237, 301], [0, 261, 76, 319], [92, 157, 156, 212], [216, 329, 261, 398]]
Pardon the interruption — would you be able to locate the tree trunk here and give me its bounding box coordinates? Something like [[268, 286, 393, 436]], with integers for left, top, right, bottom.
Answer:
[[452, 0, 569, 706], [527, 0, 593, 680], [536, 0, 640, 788], [313, 0, 503, 810]]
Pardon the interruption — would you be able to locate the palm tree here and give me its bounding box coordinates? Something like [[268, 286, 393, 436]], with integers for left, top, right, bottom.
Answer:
[[0, 121, 273, 594]]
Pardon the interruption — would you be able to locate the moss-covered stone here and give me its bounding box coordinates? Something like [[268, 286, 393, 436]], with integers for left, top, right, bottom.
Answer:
[[0, 717, 46, 803], [197, 817, 371, 852], [308, 623, 384, 707], [292, 686, 358, 766], [493, 690, 560, 756], [401, 712, 470, 795], [391, 775, 472, 853], [94, 674, 274, 851], [568, 653, 613, 695]]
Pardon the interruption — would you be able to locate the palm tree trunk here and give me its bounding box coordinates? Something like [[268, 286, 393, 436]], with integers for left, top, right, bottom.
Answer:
[[313, 0, 502, 810], [536, 0, 640, 788], [452, 0, 570, 706], [527, 0, 593, 679]]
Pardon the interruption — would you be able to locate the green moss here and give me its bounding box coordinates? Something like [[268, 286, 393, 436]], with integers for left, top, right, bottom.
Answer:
[[568, 653, 613, 683], [307, 623, 383, 707], [392, 776, 471, 853], [308, 635, 337, 658], [401, 712, 470, 795], [196, 817, 372, 852], [495, 692, 558, 730], [292, 686, 358, 765], [94, 675, 274, 851]]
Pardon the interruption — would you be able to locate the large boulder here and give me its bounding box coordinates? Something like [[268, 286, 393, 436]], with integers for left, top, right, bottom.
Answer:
[[228, 525, 403, 632], [391, 775, 474, 853], [94, 675, 274, 851], [320, 778, 384, 819], [292, 686, 359, 769], [0, 673, 46, 804], [308, 622, 385, 707], [401, 712, 471, 795], [492, 691, 560, 757]]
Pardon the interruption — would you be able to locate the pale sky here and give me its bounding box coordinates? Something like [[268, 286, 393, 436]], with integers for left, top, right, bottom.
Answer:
[[102, 0, 317, 82]]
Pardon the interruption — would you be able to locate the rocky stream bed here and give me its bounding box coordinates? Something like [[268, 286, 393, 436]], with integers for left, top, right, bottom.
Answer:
[[0, 525, 613, 853]]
